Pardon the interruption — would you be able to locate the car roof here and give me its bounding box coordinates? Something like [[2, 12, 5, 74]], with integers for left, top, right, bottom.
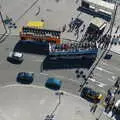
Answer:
[[46, 77, 62, 85], [9, 51, 23, 57], [83, 87, 98, 94], [18, 72, 33, 77]]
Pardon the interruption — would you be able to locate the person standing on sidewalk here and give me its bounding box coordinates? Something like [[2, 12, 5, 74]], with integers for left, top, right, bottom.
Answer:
[[114, 76, 120, 94], [35, 6, 40, 16], [90, 102, 98, 113]]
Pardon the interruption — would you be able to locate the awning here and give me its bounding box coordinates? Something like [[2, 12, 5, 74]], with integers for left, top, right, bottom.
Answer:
[[27, 21, 45, 28]]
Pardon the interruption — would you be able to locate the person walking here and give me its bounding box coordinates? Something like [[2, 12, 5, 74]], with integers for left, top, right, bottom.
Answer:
[[62, 24, 66, 32], [35, 6, 40, 16], [115, 25, 119, 33]]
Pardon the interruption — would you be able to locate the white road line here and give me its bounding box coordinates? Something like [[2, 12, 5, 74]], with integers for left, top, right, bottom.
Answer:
[[108, 78, 114, 82], [0, 84, 82, 99], [1, 84, 45, 88], [97, 83, 106, 88], [46, 73, 80, 84], [101, 61, 120, 72], [96, 67, 114, 74], [112, 76, 116, 80], [101, 61, 108, 66], [39, 73, 48, 76], [89, 78, 96, 82], [89, 77, 107, 88]]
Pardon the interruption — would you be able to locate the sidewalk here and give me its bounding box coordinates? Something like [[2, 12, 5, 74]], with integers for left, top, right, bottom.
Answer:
[[94, 105, 114, 120], [0, 85, 96, 120]]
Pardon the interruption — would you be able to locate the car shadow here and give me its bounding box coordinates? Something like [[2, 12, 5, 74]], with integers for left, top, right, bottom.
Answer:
[[80, 94, 97, 103], [6, 57, 23, 64], [104, 54, 112, 60]]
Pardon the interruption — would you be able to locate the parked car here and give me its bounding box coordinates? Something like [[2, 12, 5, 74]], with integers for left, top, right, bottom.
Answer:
[[17, 72, 34, 84], [45, 77, 62, 90], [81, 87, 102, 103], [7, 51, 23, 63]]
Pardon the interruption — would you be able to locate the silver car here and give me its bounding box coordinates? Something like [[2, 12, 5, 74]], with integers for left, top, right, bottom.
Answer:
[[7, 51, 23, 63]]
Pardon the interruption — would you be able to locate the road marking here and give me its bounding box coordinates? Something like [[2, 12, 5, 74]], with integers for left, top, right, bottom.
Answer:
[[101, 61, 108, 66], [1, 84, 82, 99], [89, 77, 107, 88], [108, 78, 114, 82], [97, 83, 106, 88], [89, 78, 96, 82], [102, 61, 120, 72], [112, 76, 116, 80], [32, 59, 44, 62], [96, 67, 114, 74], [39, 73, 48, 76]]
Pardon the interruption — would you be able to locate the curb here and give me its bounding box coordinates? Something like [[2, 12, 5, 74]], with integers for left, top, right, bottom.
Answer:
[[110, 50, 120, 56]]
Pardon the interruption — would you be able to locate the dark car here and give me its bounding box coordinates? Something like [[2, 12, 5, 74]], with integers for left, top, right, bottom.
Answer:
[[81, 87, 102, 103], [45, 77, 62, 90], [17, 72, 34, 84], [7, 51, 23, 63]]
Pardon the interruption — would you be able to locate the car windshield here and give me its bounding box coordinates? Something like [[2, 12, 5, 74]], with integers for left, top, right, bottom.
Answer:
[[25, 73, 33, 77]]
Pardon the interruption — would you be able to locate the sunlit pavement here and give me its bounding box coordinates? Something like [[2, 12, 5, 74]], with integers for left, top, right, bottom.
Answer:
[[0, 84, 96, 120]]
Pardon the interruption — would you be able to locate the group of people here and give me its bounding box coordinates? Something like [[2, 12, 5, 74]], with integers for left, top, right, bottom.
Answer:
[[49, 42, 97, 53], [111, 35, 120, 45], [67, 18, 83, 33], [104, 77, 120, 116], [90, 77, 120, 115], [97, 34, 120, 49], [64, 18, 86, 40], [97, 34, 111, 49]]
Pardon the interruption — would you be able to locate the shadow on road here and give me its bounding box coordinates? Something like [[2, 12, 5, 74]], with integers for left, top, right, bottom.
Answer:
[[13, 40, 49, 55], [42, 55, 95, 70]]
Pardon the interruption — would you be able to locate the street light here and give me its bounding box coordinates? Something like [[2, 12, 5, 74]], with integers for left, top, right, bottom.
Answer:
[[55, 91, 64, 104]]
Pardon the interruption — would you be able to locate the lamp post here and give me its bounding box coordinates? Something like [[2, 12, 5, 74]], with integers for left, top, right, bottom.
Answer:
[[55, 91, 64, 104]]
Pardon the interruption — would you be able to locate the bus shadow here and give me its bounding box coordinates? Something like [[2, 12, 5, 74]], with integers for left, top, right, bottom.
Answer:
[[42, 56, 95, 70], [13, 40, 49, 55]]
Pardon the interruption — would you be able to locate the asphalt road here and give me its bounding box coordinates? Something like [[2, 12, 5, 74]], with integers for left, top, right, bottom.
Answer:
[[87, 51, 120, 92], [0, 35, 120, 97]]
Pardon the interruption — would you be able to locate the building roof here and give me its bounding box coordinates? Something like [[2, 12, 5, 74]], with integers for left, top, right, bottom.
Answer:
[[83, 0, 115, 13], [90, 17, 106, 29]]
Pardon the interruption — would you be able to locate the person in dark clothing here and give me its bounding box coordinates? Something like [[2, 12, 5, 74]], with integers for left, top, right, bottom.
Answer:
[[35, 6, 40, 16], [90, 102, 98, 113]]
